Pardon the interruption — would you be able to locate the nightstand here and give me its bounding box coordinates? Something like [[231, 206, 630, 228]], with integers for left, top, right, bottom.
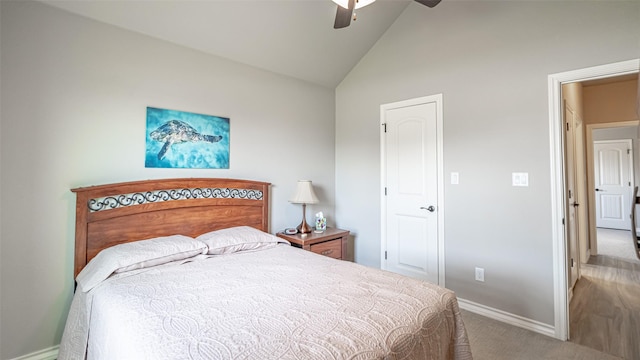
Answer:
[[277, 227, 350, 260]]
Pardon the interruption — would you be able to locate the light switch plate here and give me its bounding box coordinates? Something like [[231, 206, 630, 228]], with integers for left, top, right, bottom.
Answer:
[[512, 172, 529, 187], [451, 172, 459, 185]]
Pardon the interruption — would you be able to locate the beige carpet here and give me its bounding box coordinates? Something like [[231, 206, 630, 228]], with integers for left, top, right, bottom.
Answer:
[[461, 309, 621, 360]]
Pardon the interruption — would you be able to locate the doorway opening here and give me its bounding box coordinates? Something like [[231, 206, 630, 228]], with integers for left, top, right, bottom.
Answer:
[[548, 59, 639, 341], [569, 120, 640, 358]]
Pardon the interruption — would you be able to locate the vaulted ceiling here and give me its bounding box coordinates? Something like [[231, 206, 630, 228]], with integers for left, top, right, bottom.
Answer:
[[40, 0, 424, 88]]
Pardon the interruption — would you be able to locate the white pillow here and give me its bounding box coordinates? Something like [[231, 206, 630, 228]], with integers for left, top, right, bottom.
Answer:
[[76, 235, 207, 292], [196, 226, 288, 255]]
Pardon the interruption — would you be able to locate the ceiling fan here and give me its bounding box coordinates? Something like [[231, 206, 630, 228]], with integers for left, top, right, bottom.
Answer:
[[333, 0, 442, 29]]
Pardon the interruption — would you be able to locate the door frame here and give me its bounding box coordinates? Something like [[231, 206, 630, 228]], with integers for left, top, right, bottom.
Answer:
[[587, 123, 639, 254], [548, 58, 639, 340], [380, 94, 445, 286]]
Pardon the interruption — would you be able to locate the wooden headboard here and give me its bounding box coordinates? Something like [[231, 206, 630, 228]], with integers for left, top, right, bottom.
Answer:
[[71, 178, 270, 277]]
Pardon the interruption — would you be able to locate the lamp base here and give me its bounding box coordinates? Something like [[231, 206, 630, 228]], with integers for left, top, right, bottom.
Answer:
[[296, 219, 313, 234], [296, 203, 313, 233]]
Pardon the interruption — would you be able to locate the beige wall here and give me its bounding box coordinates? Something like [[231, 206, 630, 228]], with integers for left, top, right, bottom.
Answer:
[[584, 79, 640, 124], [0, 2, 336, 358]]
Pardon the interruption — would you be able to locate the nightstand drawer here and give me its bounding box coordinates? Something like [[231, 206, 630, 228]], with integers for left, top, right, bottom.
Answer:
[[277, 228, 350, 261], [310, 239, 342, 259]]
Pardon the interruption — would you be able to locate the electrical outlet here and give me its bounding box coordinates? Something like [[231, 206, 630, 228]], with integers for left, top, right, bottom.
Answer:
[[475, 267, 485, 282]]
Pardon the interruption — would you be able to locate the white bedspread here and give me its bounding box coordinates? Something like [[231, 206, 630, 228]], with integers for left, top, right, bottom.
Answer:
[[60, 245, 472, 360]]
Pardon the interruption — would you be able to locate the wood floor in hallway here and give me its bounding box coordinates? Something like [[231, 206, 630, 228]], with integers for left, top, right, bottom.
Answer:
[[569, 255, 640, 360]]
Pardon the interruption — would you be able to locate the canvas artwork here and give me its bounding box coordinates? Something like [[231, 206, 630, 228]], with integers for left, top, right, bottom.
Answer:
[[145, 107, 230, 169]]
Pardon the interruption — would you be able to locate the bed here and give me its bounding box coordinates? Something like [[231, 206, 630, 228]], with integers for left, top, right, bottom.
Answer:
[[59, 178, 473, 360]]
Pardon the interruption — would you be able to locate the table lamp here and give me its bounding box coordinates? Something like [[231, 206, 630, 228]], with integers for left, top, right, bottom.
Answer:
[[289, 180, 319, 233]]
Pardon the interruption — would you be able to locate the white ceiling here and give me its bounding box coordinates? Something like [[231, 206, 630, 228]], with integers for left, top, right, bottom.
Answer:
[[40, 0, 423, 88]]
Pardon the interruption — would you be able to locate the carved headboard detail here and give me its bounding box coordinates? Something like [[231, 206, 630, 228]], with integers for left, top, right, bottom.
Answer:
[[71, 178, 270, 277]]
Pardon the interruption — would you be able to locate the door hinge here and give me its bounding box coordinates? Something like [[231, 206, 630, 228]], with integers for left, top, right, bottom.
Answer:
[[566, 122, 569, 131], [382, 123, 387, 133], [384, 251, 387, 260], [384, 187, 387, 196], [562, 218, 565, 225], [571, 258, 575, 267]]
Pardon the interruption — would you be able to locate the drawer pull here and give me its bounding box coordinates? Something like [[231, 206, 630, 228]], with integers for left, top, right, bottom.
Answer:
[[321, 250, 333, 255]]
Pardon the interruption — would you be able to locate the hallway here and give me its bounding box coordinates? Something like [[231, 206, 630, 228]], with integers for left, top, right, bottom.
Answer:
[[569, 229, 640, 359], [596, 228, 640, 264]]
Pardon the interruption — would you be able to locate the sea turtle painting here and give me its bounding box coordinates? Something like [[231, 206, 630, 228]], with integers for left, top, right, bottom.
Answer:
[[150, 120, 223, 160]]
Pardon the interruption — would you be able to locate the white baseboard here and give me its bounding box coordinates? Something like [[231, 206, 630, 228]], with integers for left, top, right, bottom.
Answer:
[[8, 346, 59, 360], [458, 297, 556, 338]]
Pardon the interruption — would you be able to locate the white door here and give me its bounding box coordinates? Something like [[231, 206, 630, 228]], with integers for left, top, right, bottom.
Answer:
[[573, 116, 590, 265], [564, 102, 580, 291], [594, 140, 633, 230], [381, 95, 443, 285]]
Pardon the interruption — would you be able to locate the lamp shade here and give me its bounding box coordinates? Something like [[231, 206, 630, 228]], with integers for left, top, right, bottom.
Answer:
[[289, 180, 319, 204]]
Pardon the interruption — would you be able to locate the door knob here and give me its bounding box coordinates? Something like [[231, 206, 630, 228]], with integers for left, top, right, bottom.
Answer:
[[595, 188, 604, 192], [420, 205, 436, 212]]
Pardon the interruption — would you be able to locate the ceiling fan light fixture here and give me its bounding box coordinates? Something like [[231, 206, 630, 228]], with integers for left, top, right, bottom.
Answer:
[[332, 0, 375, 10]]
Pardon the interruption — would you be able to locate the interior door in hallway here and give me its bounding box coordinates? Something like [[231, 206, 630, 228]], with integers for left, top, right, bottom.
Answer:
[[564, 102, 581, 291], [594, 139, 633, 230], [381, 95, 442, 285]]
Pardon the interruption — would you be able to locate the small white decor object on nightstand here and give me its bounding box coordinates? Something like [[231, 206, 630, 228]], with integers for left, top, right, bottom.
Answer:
[[315, 211, 327, 232]]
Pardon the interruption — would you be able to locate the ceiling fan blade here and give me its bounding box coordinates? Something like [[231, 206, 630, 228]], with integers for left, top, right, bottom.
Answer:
[[334, 0, 355, 29], [415, 0, 442, 8]]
